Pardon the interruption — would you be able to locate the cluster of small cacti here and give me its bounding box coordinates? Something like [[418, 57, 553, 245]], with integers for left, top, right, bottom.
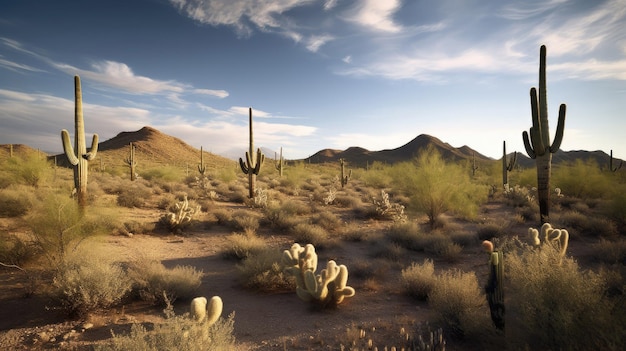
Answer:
[[522, 45, 566, 224], [528, 222, 569, 263], [125, 142, 137, 181], [239, 108, 265, 198], [340, 158, 352, 188], [324, 186, 337, 205], [160, 196, 200, 233], [482, 240, 504, 331], [373, 190, 407, 222], [61, 75, 99, 209], [189, 296, 223, 326], [282, 243, 355, 307]]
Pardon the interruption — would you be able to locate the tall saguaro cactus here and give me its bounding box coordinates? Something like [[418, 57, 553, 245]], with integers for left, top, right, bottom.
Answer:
[[340, 158, 351, 188], [522, 45, 566, 224], [609, 150, 622, 172], [275, 147, 284, 177], [198, 146, 207, 176], [125, 142, 137, 181], [502, 141, 517, 191], [239, 108, 265, 198], [61, 75, 99, 208]]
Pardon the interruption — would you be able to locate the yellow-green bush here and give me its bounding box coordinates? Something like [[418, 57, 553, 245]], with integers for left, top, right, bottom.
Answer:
[[401, 259, 436, 300], [128, 259, 203, 305]]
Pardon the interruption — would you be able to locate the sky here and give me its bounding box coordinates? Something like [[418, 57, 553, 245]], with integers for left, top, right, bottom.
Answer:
[[1, 0, 625, 161]]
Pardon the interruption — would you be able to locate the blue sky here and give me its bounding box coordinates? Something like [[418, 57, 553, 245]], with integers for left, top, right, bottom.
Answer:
[[1, 0, 625, 160]]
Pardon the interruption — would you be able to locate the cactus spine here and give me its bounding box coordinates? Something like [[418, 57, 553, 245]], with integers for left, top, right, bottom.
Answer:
[[61, 75, 99, 208], [125, 142, 137, 181], [238, 108, 265, 198], [275, 147, 284, 177], [340, 158, 351, 188], [610, 150, 622, 172], [198, 146, 207, 176], [522, 45, 566, 224], [502, 141, 517, 191]]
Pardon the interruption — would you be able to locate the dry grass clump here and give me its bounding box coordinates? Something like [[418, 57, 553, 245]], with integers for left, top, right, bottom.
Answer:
[[52, 247, 132, 316], [262, 203, 303, 232], [212, 208, 232, 225], [506, 243, 625, 350], [312, 210, 342, 230], [231, 210, 261, 232], [116, 181, 153, 208], [99, 308, 236, 351], [128, 258, 203, 305], [0, 232, 39, 267], [386, 222, 423, 250], [292, 223, 331, 248], [476, 221, 508, 241], [590, 238, 626, 264], [338, 221, 369, 242], [223, 232, 268, 260], [401, 259, 436, 300], [370, 241, 406, 262], [558, 210, 618, 238], [0, 186, 33, 217], [236, 248, 294, 292]]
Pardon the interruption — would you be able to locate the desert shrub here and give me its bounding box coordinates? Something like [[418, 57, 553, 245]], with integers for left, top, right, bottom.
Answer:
[[28, 192, 113, 267], [0, 233, 38, 267], [338, 221, 369, 242], [236, 248, 294, 292], [428, 268, 490, 339], [401, 259, 436, 300], [226, 184, 247, 203], [360, 162, 393, 188], [590, 238, 626, 265], [450, 231, 478, 247], [119, 221, 155, 236], [52, 247, 132, 315], [212, 208, 232, 225], [231, 210, 260, 232], [313, 210, 342, 230], [392, 146, 488, 227], [370, 241, 405, 262], [334, 193, 363, 208], [432, 239, 463, 262], [223, 233, 268, 260], [387, 222, 423, 250], [262, 203, 302, 232], [128, 259, 203, 305], [552, 159, 612, 199], [292, 223, 330, 248], [602, 185, 626, 229], [157, 193, 177, 210], [558, 211, 618, 238], [116, 182, 152, 208], [141, 165, 184, 183], [3, 153, 51, 187], [101, 309, 235, 351], [476, 222, 507, 241], [0, 187, 32, 217], [506, 243, 624, 350]]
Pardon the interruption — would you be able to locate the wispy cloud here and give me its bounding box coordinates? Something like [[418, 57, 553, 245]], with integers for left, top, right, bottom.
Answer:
[[0, 56, 45, 73], [344, 0, 403, 33], [498, 0, 567, 20], [306, 34, 334, 52]]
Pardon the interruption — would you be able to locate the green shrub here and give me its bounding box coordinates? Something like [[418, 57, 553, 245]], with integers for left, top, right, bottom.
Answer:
[[52, 247, 132, 315], [552, 159, 612, 199], [506, 244, 624, 350], [101, 310, 235, 351], [3, 153, 51, 187], [128, 259, 203, 305], [141, 165, 184, 183], [428, 268, 490, 339], [236, 248, 294, 292], [401, 259, 436, 300]]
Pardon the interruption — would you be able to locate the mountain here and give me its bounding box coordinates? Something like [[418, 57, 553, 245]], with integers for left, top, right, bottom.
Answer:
[[54, 126, 233, 170], [305, 134, 491, 167], [304, 134, 624, 170], [1, 144, 47, 158]]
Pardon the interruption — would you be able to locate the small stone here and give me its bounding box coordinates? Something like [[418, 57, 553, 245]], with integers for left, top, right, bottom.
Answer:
[[82, 322, 94, 330]]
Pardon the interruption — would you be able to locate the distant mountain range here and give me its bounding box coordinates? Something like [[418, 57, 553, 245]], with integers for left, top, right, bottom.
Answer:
[[3, 127, 622, 171]]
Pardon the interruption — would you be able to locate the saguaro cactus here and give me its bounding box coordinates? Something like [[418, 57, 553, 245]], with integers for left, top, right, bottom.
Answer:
[[239, 108, 265, 198], [275, 147, 284, 177], [471, 152, 479, 177], [502, 141, 517, 191], [609, 150, 622, 172], [340, 158, 351, 188], [198, 146, 207, 176], [61, 75, 99, 208], [522, 45, 566, 224], [125, 142, 137, 181]]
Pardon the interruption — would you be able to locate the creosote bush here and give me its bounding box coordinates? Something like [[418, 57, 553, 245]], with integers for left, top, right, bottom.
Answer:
[[223, 232, 268, 260], [128, 258, 203, 305], [401, 259, 436, 300], [236, 248, 294, 292], [52, 246, 132, 315], [506, 243, 624, 350]]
